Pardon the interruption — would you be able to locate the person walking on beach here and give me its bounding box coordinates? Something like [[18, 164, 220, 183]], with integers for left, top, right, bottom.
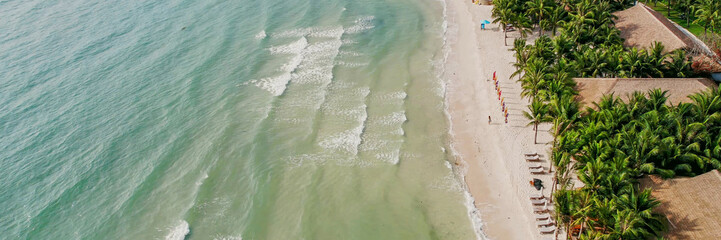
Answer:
[[488, 116, 491, 124]]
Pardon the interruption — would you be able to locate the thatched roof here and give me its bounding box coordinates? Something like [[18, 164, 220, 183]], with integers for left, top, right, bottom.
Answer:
[[613, 4, 695, 52], [574, 78, 716, 107], [640, 170, 721, 239]]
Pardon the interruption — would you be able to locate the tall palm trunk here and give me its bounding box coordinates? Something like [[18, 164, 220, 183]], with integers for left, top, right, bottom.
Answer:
[[504, 30, 508, 46], [550, 175, 557, 203], [538, 15, 543, 36], [534, 122, 539, 144]]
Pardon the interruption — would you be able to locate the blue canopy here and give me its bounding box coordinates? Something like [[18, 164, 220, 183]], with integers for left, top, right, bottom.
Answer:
[[481, 20, 491, 24]]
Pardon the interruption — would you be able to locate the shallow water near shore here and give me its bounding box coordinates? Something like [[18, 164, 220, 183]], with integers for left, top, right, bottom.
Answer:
[[0, 0, 479, 239]]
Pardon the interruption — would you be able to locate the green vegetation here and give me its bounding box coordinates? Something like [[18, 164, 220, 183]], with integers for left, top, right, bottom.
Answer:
[[493, 0, 721, 238], [644, 0, 721, 38], [553, 87, 721, 238], [646, 1, 705, 36]]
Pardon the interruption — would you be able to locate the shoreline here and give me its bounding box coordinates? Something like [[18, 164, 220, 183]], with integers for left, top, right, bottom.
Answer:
[[442, 1, 556, 239]]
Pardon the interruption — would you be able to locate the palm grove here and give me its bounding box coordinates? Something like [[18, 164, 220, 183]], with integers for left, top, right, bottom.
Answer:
[[493, 0, 721, 238]]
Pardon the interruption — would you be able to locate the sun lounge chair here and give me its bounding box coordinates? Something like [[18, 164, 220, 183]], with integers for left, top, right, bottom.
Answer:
[[524, 152, 538, 157], [540, 226, 556, 234], [530, 167, 545, 174], [533, 206, 548, 213], [525, 155, 541, 161], [537, 219, 554, 226], [531, 198, 547, 205], [530, 192, 544, 199], [535, 213, 551, 220], [528, 163, 542, 169]]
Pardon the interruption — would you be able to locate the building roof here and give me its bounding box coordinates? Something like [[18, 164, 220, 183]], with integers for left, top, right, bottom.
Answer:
[[613, 4, 695, 52], [574, 78, 716, 107], [640, 170, 721, 239]]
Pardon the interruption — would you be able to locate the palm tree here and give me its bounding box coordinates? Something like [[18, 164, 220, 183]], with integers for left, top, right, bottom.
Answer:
[[664, 49, 693, 77], [526, 0, 553, 36], [524, 100, 552, 144], [549, 95, 580, 173], [492, 0, 516, 46], [546, 6, 567, 36], [512, 14, 534, 39], [611, 188, 667, 239], [646, 42, 668, 77], [689, 87, 721, 120], [554, 189, 578, 240], [511, 38, 529, 80], [551, 34, 573, 60], [693, 0, 719, 37], [677, 0, 694, 27], [617, 47, 646, 77], [519, 58, 550, 101]]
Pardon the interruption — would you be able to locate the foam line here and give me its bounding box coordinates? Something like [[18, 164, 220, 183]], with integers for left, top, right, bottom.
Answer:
[[165, 220, 189, 240], [268, 37, 308, 55]]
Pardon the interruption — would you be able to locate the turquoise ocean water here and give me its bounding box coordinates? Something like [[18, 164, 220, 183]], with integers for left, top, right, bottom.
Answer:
[[0, 0, 479, 239]]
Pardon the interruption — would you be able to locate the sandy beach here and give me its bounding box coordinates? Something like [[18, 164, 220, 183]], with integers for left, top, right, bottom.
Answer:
[[444, 1, 556, 239]]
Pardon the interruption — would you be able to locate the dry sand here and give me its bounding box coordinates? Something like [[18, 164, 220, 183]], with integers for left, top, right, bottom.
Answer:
[[443, 1, 558, 239]]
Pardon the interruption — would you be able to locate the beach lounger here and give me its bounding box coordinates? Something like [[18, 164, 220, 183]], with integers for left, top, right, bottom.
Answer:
[[530, 192, 544, 199], [524, 153, 538, 157], [530, 168, 545, 174], [533, 206, 548, 213], [535, 213, 551, 220], [539, 226, 556, 234], [537, 219, 554, 226], [525, 155, 541, 161], [531, 198, 547, 205], [528, 163, 542, 169]]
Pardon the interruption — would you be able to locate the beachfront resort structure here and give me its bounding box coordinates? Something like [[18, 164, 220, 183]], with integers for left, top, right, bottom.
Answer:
[[614, 4, 699, 53], [486, 0, 721, 238], [641, 170, 721, 239], [575, 77, 717, 106]]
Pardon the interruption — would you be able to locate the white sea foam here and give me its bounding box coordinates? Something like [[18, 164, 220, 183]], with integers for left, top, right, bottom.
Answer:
[[345, 16, 376, 34], [272, 26, 343, 38], [375, 150, 400, 164], [196, 172, 209, 186], [286, 153, 373, 168], [369, 111, 407, 125], [318, 117, 366, 154], [325, 105, 366, 119], [338, 50, 362, 57], [429, 173, 464, 192], [268, 37, 308, 54], [165, 220, 189, 240], [336, 61, 369, 68], [214, 236, 242, 240], [389, 127, 405, 136], [304, 40, 343, 57], [359, 133, 403, 151], [372, 91, 407, 101], [292, 67, 333, 85], [250, 36, 319, 96], [308, 26, 345, 38], [341, 39, 358, 45], [272, 28, 311, 38], [247, 73, 292, 96], [317, 84, 369, 154], [255, 30, 266, 40], [282, 54, 304, 72]]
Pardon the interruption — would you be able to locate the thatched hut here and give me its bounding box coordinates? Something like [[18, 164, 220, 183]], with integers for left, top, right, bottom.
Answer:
[[613, 4, 697, 53], [640, 170, 721, 239], [574, 78, 716, 107]]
